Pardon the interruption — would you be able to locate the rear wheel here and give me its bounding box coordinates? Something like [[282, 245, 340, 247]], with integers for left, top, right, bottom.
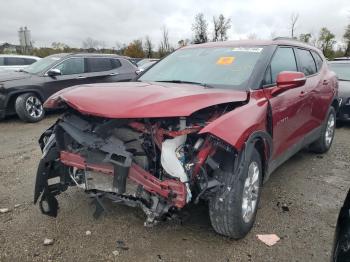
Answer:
[[309, 107, 335, 153], [209, 148, 262, 239], [15, 93, 45, 122]]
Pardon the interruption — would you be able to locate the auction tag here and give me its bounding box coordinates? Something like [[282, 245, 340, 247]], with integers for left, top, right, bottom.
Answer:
[[216, 56, 235, 65]]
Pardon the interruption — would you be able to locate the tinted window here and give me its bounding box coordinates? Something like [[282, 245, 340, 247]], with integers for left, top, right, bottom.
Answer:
[[296, 49, 317, 76], [311, 51, 323, 71], [23, 58, 37, 65], [268, 47, 297, 84], [87, 58, 113, 72], [5, 57, 25, 65], [0, 57, 4, 66], [54, 57, 85, 75], [111, 59, 121, 69]]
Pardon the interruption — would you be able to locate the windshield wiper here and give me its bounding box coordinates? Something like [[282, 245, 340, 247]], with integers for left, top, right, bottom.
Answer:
[[338, 78, 350, 81], [155, 80, 214, 88]]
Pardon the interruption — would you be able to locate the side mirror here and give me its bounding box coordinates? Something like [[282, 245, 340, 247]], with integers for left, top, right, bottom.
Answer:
[[47, 68, 62, 77], [135, 68, 144, 75], [271, 71, 306, 96]]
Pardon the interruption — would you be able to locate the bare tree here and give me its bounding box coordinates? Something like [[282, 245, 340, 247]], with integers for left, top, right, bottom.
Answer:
[[159, 26, 171, 57], [247, 33, 257, 40], [344, 24, 350, 56], [212, 14, 231, 41], [144, 36, 153, 58], [178, 39, 190, 47], [192, 13, 208, 44], [289, 13, 299, 38], [82, 37, 100, 50]]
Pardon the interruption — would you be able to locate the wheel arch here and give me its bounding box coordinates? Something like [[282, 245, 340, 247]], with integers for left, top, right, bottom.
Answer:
[[5, 89, 45, 115]]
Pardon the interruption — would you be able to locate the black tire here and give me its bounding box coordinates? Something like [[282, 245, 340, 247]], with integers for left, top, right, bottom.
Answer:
[[15, 93, 45, 123], [309, 107, 336, 154], [209, 148, 262, 239]]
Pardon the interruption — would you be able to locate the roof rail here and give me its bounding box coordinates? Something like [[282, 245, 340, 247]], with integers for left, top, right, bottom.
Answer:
[[272, 36, 299, 41]]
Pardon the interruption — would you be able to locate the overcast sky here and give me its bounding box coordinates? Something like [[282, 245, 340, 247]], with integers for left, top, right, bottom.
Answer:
[[1, 0, 349, 49]]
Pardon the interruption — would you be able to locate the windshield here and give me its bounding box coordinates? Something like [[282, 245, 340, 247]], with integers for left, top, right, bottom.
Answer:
[[24, 56, 61, 74], [329, 62, 350, 81], [139, 47, 264, 89]]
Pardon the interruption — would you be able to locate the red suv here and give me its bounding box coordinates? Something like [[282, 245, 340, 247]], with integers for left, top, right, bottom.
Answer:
[[34, 39, 338, 239]]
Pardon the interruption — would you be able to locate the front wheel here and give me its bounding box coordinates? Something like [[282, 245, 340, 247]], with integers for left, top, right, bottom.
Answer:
[[309, 107, 336, 153], [209, 148, 262, 239], [15, 93, 45, 123]]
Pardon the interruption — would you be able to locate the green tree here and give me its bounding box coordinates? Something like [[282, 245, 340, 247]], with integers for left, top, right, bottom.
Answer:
[[318, 27, 336, 58], [299, 33, 312, 43], [192, 13, 208, 44], [344, 25, 350, 56], [124, 40, 144, 58]]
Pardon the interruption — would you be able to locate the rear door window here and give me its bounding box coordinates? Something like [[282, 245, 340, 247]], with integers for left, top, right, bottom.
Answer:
[[23, 58, 37, 65], [296, 49, 317, 76], [5, 57, 25, 65], [110, 59, 121, 69], [311, 51, 324, 72], [53, 57, 85, 75], [86, 58, 113, 72], [265, 47, 298, 85], [0, 57, 4, 65]]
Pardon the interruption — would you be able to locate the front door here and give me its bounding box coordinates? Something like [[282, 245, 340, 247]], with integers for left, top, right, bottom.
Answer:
[[41, 57, 88, 100], [263, 46, 310, 159]]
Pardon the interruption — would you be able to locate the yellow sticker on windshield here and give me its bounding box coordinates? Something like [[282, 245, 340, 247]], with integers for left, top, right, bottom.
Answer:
[[216, 56, 235, 65]]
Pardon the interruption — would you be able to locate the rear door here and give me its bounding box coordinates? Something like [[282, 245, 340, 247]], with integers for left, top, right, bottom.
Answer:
[[307, 50, 332, 127], [41, 57, 88, 99], [84, 57, 132, 83], [263, 46, 309, 158], [294, 48, 323, 132]]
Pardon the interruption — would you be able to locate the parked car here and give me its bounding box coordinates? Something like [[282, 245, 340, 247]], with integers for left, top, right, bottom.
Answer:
[[0, 54, 40, 72], [332, 189, 350, 261], [0, 53, 137, 122], [136, 58, 159, 67], [128, 58, 143, 66], [135, 60, 158, 74], [328, 59, 350, 121], [34, 39, 338, 239]]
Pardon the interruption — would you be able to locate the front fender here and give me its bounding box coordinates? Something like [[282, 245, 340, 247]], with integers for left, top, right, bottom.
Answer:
[[199, 92, 269, 150]]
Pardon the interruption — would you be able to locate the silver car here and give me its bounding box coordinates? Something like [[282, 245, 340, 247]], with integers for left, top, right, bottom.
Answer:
[[0, 54, 40, 72]]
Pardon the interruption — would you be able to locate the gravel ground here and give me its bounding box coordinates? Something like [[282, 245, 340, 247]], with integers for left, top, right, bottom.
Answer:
[[0, 114, 349, 262]]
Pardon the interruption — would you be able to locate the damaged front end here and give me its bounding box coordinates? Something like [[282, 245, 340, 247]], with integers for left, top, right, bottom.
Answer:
[[34, 105, 237, 225]]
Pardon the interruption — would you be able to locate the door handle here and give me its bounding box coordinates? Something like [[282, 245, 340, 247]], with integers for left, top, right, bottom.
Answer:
[[109, 72, 119, 76], [76, 76, 86, 79]]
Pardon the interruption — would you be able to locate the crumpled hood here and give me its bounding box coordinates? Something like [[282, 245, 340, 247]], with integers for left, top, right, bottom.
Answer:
[[46, 82, 248, 118], [0, 71, 30, 83]]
